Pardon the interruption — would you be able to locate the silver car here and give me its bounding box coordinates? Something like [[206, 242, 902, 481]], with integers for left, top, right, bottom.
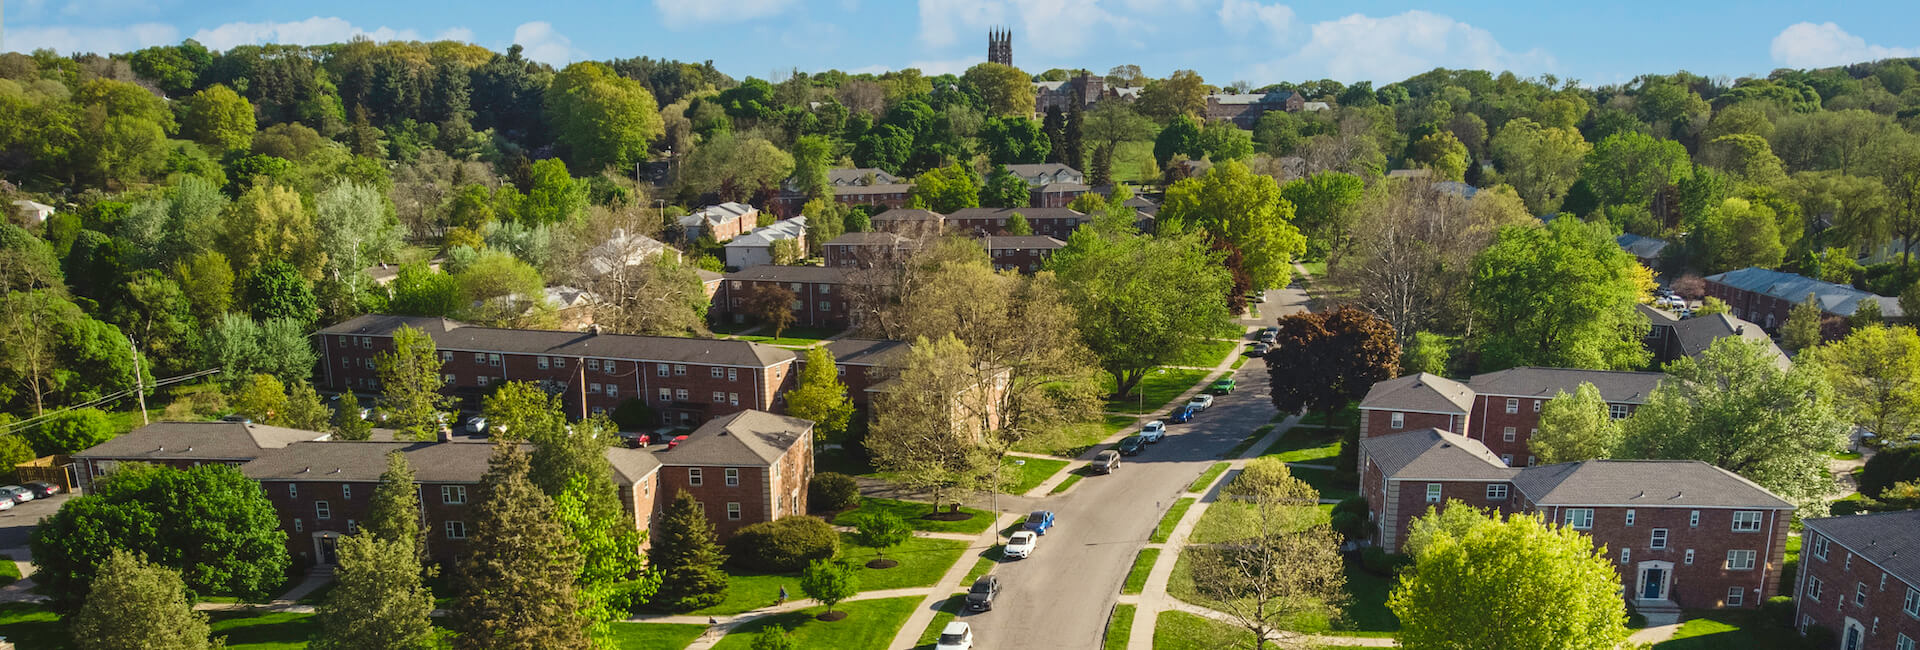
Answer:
[[0, 485, 33, 504]]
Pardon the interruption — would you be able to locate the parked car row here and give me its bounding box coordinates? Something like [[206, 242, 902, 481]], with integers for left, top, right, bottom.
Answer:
[[0, 482, 58, 506]]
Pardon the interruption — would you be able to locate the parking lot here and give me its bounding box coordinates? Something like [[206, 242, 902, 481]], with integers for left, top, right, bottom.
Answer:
[[0, 491, 74, 566]]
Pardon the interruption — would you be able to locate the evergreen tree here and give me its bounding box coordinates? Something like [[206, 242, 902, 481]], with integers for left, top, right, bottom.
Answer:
[[312, 533, 437, 650], [70, 549, 218, 650], [1065, 98, 1086, 171], [366, 450, 426, 562], [450, 443, 591, 649], [1782, 293, 1824, 353], [785, 347, 855, 441], [331, 389, 374, 441], [377, 325, 452, 441], [1042, 106, 1067, 165], [651, 490, 729, 611]]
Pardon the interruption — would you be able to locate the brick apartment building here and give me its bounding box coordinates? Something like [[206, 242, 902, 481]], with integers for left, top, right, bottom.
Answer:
[[812, 338, 909, 409], [983, 235, 1066, 273], [1001, 164, 1091, 208], [823, 232, 918, 268], [1361, 428, 1794, 612], [1358, 367, 1663, 467], [71, 421, 332, 491], [945, 207, 1089, 239], [1794, 510, 1920, 649], [1639, 305, 1788, 369], [316, 315, 798, 428], [870, 209, 946, 238], [678, 202, 758, 243], [1704, 267, 1903, 331], [1204, 90, 1305, 128], [715, 265, 855, 329]]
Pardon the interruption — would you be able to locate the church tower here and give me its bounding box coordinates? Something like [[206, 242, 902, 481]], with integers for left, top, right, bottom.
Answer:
[[988, 28, 1012, 66]]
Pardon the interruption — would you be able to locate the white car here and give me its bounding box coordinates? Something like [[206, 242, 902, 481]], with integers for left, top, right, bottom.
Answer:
[[1139, 420, 1166, 443], [0, 486, 31, 504], [0, 498, 13, 511], [1005, 531, 1038, 559], [1187, 394, 1215, 411], [935, 622, 974, 650], [465, 416, 488, 434]]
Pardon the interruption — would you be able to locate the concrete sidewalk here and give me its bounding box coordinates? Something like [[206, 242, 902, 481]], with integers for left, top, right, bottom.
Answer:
[[886, 511, 1020, 650]]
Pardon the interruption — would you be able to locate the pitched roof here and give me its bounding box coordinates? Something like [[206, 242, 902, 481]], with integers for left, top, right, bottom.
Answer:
[[725, 265, 853, 285], [1803, 510, 1920, 582], [652, 410, 812, 467], [871, 208, 944, 221], [240, 440, 503, 483], [1358, 373, 1474, 413], [833, 183, 914, 196], [1616, 233, 1669, 259], [824, 338, 910, 367], [825, 232, 912, 246], [1511, 460, 1794, 509], [982, 236, 1065, 250], [319, 314, 794, 368], [1466, 367, 1665, 404], [1359, 429, 1513, 480], [680, 202, 756, 227], [75, 421, 330, 461], [1669, 313, 1788, 367], [727, 217, 809, 248], [1705, 267, 1903, 318], [946, 207, 1087, 221], [1035, 182, 1092, 193], [1638, 303, 1677, 326], [1004, 163, 1082, 178], [828, 168, 900, 185]]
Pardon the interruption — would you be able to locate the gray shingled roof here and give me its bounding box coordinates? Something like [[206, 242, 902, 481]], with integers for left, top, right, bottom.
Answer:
[[1670, 314, 1788, 367], [871, 209, 944, 221], [241, 441, 506, 483], [1359, 428, 1514, 480], [1705, 267, 1903, 318], [1511, 460, 1793, 509], [833, 183, 914, 196], [825, 232, 911, 246], [1803, 510, 1920, 583], [946, 207, 1087, 221], [1358, 373, 1474, 413], [319, 315, 794, 368], [825, 338, 909, 367], [1616, 233, 1669, 259], [725, 265, 853, 285], [75, 421, 330, 462], [1467, 367, 1664, 404], [828, 168, 900, 185], [982, 236, 1066, 250], [652, 410, 812, 467]]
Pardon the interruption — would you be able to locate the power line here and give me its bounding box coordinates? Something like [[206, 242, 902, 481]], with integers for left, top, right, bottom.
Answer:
[[2, 368, 223, 436]]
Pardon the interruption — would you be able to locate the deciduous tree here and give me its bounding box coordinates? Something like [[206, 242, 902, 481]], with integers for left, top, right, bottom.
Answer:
[[1781, 294, 1824, 353], [70, 549, 218, 650], [910, 163, 981, 213], [787, 347, 855, 441], [546, 61, 663, 171], [177, 84, 256, 154], [739, 283, 798, 340], [1157, 160, 1307, 289], [1809, 325, 1920, 444], [1470, 218, 1649, 371], [1267, 307, 1401, 426], [852, 512, 911, 568], [1529, 383, 1620, 464], [962, 63, 1035, 118], [979, 166, 1031, 208], [1489, 117, 1591, 214], [799, 559, 858, 618], [1190, 460, 1345, 650], [1050, 230, 1232, 398], [867, 334, 993, 508]]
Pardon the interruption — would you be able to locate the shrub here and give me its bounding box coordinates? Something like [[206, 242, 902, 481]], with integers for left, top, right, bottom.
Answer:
[[1331, 511, 1368, 543], [726, 516, 840, 573], [1360, 546, 1407, 576], [1332, 497, 1368, 517], [28, 407, 116, 456], [809, 472, 861, 512], [1859, 446, 1920, 497], [1763, 596, 1795, 627], [610, 398, 654, 432]]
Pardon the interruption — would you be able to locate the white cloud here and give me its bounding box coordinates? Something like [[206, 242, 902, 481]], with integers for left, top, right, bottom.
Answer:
[[1254, 10, 1551, 84], [1218, 0, 1292, 36], [436, 28, 477, 44], [655, 0, 798, 28], [5, 22, 178, 54], [512, 22, 586, 66], [917, 0, 1136, 59], [190, 17, 455, 51], [1770, 22, 1919, 68]]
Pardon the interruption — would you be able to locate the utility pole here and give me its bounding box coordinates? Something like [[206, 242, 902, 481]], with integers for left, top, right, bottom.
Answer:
[[127, 334, 149, 426]]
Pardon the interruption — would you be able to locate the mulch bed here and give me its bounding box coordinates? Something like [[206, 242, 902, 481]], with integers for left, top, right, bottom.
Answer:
[[865, 558, 899, 569], [816, 610, 849, 622]]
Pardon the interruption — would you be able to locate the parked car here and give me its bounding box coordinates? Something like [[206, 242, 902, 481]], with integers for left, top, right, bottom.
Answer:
[[1023, 510, 1056, 535], [1210, 378, 1236, 394], [1117, 435, 1147, 456], [1188, 394, 1215, 411], [1247, 343, 1271, 357], [1170, 405, 1198, 424], [1091, 450, 1121, 474], [465, 416, 488, 434], [966, 575, 1002, 611], [936, 622, 974, 650], [0, 486, 32, 504], [1005, 531, 1038, 559], [1247, 291, 1267, 303], [1139, 420, 1166, 443], [23, 482, 59, 498], [1259, 331, 1277, 344], [0, 498, 12, 511], [1262, 325, 1279, 336]]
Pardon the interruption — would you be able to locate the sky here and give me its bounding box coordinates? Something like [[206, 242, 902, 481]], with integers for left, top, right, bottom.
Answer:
[[4, 0, 1920, 87]]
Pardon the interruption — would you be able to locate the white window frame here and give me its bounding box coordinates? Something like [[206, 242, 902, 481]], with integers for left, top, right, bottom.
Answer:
[[675, 388, 689, 400], [537, 356, 549, 369], [1620, 547, 1630, 563], [1858, 582, 1869, 606], [1425, 483, 1442, 503], [711, 367, 724, 378], [1390, 412, 1404, 429], [658, 363, 670, 377], [725, 468, 740, 487], [1690, 510, 1700, 527], [442, 485, 466, 505], [729, 392, 740, 406], [1626, 509, 1636, 526], [1504, 398, 1518, 414], [316, 500, 331, 520], [727, 502, 742, 520], [689, 468, 703, 486], [289, 484, 298, 498], [1897, 633, 1914, 650], [1651, 528, 1668, 549], [588, 359, 601, 371], [607, 385, 619, 399], [728, 368, 738, 382], [1486, 484, 1508, 500], [713, 391, 726, 403], [1565, 508, 1594, 530], [1727, 587, 1745, 607], [473, 352, 486, 364], [1813, 534, 1830, 561], [446, 521, 467, 539], [294, 518, 303, 533], [342, 484, 351, 500], [674, 364, 687, 376], [1905, 587, 1919, 617], [1610, 404, 1630, 419], [1685, 549, 1695, 565], [1732, 511, 1763, 532], [1726, 549, 1756, 570], [659, 388, 671, 401], [1502, 426, 1516, 442]]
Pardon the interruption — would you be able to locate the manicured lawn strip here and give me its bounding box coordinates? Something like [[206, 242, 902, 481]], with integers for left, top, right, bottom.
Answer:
[[1104, 603, 1136, 650], [913, 593, 970, 648], [1153, 610, 1256, 650], [1104, 414, 1139, 435], [831, 498, 995, 534], [1290, 467, 1360, 502], [208, 610, 319, 649], [692, 534, 969, 615], [0, 603, 70, 649], [0, 555, 19, 586], [1300, 260, 1328, 278], [1338, 559, 1400, 634], [1223, 425, 1275, 459], [959, 545, 1004, 586], [1102, 368, 1212, 414], [1258, 428, 1341, 464], [1187, 464, 1230, 493], [1652, 611, 1786, 650], [1050, 471, 1087, 494], [608, 622, 708, 649], [1828, 450, 1862, 460], [1168, 340, 1237, 368], [1778, 534, 1801, 596], [733, 326, 840, 345], [1001, 456, 1070, 494], [1231, 355, 1249, 370], [1188, 498, 1330, 545], [1166, 551, 1359, 636], [1012, 419, 1116, 457], [1122, 548, 1160, 595], [710, 596, 919, 650], [1152, 498, 1197, 543], [1296, 404, 1359, 429]]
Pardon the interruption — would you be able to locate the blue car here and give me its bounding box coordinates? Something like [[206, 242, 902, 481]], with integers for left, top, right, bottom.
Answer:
[[1170, 405, 1198, 424], [1023, 510, 1056, 535]]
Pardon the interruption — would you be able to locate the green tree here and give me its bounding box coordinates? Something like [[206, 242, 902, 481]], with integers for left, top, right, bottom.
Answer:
[[1781, 294, 1824, 353], [1401, 332, 1453, 376], [1809, 325, 1920, 444], [0, 435, 38, 482], [1529, 383, 1620, 464], [114, 271, 193, 374], [1408, 131, 1468, 182], [867, 334, 995, 507], [1005, 211, 1033, 236], [454, 250, 553, 328], [1049, 229, 1232, 398], [331, 389, 374, 441], [1390, 506, 1629, 650], [525, 158, 589, 225], [786, 347, 855, 441], [1199, 119, 1254, 162], [366, 450, 427, 561], [546, 61, 664, 171], [1159, 160, 1306, 289], [312, 532, 437, 650], [851, 512, 911, 567], [222, 183, 321, 277], [230, 373, 289, 424], [451, 443, 591, 648], [1470, 218, 1650, 371], [678, 133, 797, 202], [751, 627, 797, 650], [1690, 197, 1785, 273], [791, 135, 834, 199], [1620, 337, 1848, 512], [27, 407, 116, 456], [1135, 70, 1208, 121], [242, 261, 318, 325], [799, 559, 858, 617], [1697, 296, 1731, 316], [279, 380, 331, 431], [982, 116, 1051, 165], [1154, 115, 1203, 166], [177, 84, 256, 154], [0, 222, 66, 293], [389, 262, 461, 317], [202, 314, 315, 388], [1190, 459, 1346, 650], [962, 63, 1036, 117], [70, 549, 218, 650], [0, 291, 140, 415], [980, 166, 1031, 208], [314, 181, 402, 294], [1489, 117, 1592, 214], [651, 491, 729, 611], [1577, 132, 1692, 219], [1266, 307, 1402, 426], [911, 164, 982, 213], [1280, 171, 1366, 259], [175, 251, 234, 327], [376, 325, 452, 441]]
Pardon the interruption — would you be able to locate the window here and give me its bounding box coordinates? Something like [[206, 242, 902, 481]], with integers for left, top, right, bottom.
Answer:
[[588, 359, 601, 371], [1732, 511, 1763, 532], [591, 407, 604, 415], [316, 501, 331, 520], [1726, 550, 1756, 570], [729, 393, 740, 406], [446, 521, 467, 539], [1565, 508, 1595, 529], [1502, 426, 1516, 442], [439, 350, 452, 361], [658, 363, 670, 377], [1685, 549, 1695, 565], [1857, 582, 1869, 606], [1651, 529, 1668, 549], [553, 358, 564, 368], [1727, 587, 1745, 607], [689, 468, 703, 486], [1809, 576, 1825, 601], [659, 388, 671, 401], [674, 364, 687, 376], [675, 389, 689, 400], [589, 383, 603, 394], [1690, 510, 1700, 527], [347, 519, 358, 534], [1610, 404, 1630, 419], [342, 485, 352, 500], [1813, 534, 1830, 561], [360, 336, 372, 349], [727, 502, 741, 520], [1487, 484, 1509, 500], [1505, 398, 1519, 414], [289, 484, 298, 498], [442, 485, 467, 504], [1390, 412, 1405, 429], [487, 353, 501, 366], [728, 369, 738, 382], [443, 373, 456, 384], [477, 375, 489, 387], [1621, 547, 1631, 563], [294, 518, 303, 532], [474, 352, 486, 363], [1897, 634, 1914, 650], [601, 360, 614, 373], [1847, 555, 1853, 570], [1425, 483, 1442, 503], [1533, 399, 1542, 412], [711, 367, 724, 378], [1906, 587, 1919, 617], [607, 385, 618, 399], [713, 391, 725, 403], [820, 284, 831, 295], [819, 300, 831, 312], [725, 468, 740, 486], [1626, 509, 1636, 526], [338, 335, 349, 347], [537, 356, 549, 369], [1500, 454, 1513, 465]]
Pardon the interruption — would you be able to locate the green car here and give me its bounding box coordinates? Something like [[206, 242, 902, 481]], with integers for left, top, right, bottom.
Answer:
[[1210, 378, 1236, 394]]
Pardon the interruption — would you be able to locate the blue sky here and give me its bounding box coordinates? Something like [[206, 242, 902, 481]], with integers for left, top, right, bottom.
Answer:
[[5, 0, 1919, 87]]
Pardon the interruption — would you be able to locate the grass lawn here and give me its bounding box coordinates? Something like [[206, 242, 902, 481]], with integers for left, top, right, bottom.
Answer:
[[1299, 260, 1328, 278], [1001, 456, 1069, 494], [1122, 548, 1159, 595], [0, 555, 19, 586], [692, 534, 969, 616], [1651, 610, 1803, 650], [1336, 560, 1400, 635], [1296, 404, 1360, 429], [1222, 425, 1273, 459], [1166, 551, 1377, 636], [1050, 468, 1090, 494], [0, 603, 68, 649], [1778, 534, 1801, 596], [1187, 498, 1330, 545], [208, 610, 320, 649], [711, 596, 919, 650], [1188, 463, 1230, 493], [1828, 450, 1863, 460], [1291, 467, 1360, 502], [1012, 417, 1129, 457], [1110, 141, 1157, 184], [733, 326, 840, 347], [913, 593, 970, 649], [1153, 610, 1256, 650], [1103, 368, 1211, 414], [1105, 603, 1136, 650], [1259, 428, 1341, 465], [1231, 355, 1250, 370], [831, 498, 996, 535], [608, 622, 709, 650], [1168, 340, 1237, 368], [959, 545, 1004, 587], [1152, 498, 1197, 543]]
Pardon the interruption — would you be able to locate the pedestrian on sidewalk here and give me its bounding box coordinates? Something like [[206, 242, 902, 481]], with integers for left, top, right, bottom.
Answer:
[[778, 585, 788, 605]]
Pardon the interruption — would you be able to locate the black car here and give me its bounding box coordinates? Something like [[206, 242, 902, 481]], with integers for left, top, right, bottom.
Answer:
[[23, 482, 59, 498], [1117, 435, 1147, 456], [966, 575, 1002, 611]]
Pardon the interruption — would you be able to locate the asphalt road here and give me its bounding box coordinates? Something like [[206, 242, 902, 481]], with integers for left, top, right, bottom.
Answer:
[[961, 286, 1306, 649], [0, 491, 74, 563]]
